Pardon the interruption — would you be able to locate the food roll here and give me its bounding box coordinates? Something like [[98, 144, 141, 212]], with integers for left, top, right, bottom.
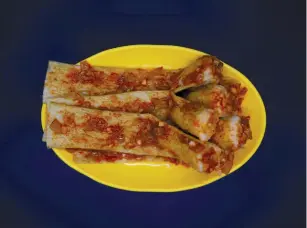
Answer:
[[48, 91, 171, 121], [44, 103, 232, 174], [43, 56, 223, 102], [211, 116, 252, 151], [186, 85, 228, 115], [43, 61, 180, 102], [174, 55, 223, 92], [170, 94, 219, 142]]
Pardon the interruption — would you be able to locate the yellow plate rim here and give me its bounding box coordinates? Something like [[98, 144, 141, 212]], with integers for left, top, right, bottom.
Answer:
[[41, 44, 266, 192]]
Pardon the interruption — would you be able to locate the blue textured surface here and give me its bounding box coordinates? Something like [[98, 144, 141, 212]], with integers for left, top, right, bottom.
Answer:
[[1, 0, 305, 227]]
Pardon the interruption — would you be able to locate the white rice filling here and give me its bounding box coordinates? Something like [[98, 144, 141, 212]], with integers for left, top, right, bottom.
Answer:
[[197, 109, 211, 125], [197, 161, 204, 172], [199, 133, 209, 141], [228, 116, 241, 148], [203, 68, 213, 83]]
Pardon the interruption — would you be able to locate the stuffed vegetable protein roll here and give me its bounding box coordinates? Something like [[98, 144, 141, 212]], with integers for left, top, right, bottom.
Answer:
[[43, 61, 181, 102], [170, 94, 219, 142], [186, 85, 228, 115], [211, 116, 252, 151], [43, 57, 222, 102], [44, 103, 232, 174], [48, 91, 171, 121], [174, 55, 223, 93]]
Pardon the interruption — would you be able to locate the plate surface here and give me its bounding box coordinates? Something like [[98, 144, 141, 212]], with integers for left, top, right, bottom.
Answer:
[[41, 45, 266, 192]]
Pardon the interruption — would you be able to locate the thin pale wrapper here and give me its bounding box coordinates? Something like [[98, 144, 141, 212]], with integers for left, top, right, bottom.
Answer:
[[48, 91, 171, 121], [45, 103, 232, 173], [43, 61, 180, 102], [43, 56, 223, 102]]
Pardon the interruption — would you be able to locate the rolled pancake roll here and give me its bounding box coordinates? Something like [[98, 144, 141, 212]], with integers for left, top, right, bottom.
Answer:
[[48, 91, 171, 121], [43, 56, 222, 102], [44, 103, 231, 174], [68, 149, 187, 166], [211, 116, 252, 151], [186, 85, 228, 115], [170, 94, 219, 142], [43, 61, 181, 102], [174, 55, 223, 92]]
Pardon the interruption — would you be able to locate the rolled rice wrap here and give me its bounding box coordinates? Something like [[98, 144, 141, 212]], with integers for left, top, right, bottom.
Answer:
[[44, 103, 231, 174], [174, 55, 223, 92], [43, 61, 180, 102], [170, 94, 219, 141], [211, 116, 252, 151], [186, 85, 228, 115], [43, 56, 223, 102], [48, 91, 171, 121]]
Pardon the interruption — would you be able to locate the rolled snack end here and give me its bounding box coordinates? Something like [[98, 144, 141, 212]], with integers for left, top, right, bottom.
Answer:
[[175, 55, 223, 92], [186, 85, 228, 115], [186, 141, 233, 174], [170, 95, 219, 142], [211, 116, 252, 151], [46, 103, 228, 175]]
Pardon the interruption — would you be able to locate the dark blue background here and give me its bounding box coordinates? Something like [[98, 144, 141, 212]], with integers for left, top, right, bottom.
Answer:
[[1, 0, 305, 227]]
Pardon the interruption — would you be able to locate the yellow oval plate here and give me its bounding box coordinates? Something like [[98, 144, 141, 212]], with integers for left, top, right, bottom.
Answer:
[[41, 45, 266, 192]]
